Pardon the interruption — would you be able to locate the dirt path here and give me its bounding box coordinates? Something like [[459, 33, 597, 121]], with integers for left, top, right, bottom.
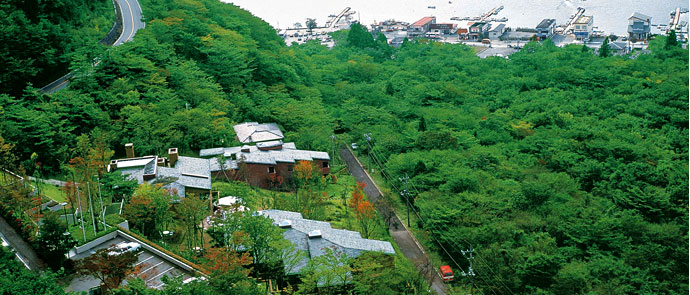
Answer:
[[339, 147, 447, 295]]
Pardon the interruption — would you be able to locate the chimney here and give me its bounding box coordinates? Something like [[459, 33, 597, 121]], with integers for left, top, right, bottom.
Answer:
[[125, 143, 134, 158], [278, 220, 292, 228], [157, 157, 166, 167], [168, 148, 178, 167], [109, 160, 118, 172], [308, 230, 322, 239]]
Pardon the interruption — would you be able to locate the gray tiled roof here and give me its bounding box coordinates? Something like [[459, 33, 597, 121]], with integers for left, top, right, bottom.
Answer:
[[260, 209, 395, 275], [536, 18, 555, 29], [200, 142, 329, 167], [630, 12, 650, 21], [113, 155, 211, 198], [234, 122, 284, 143]]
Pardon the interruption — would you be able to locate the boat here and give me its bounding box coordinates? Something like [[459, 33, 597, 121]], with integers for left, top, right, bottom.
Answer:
[[428, 6, 436, 9]]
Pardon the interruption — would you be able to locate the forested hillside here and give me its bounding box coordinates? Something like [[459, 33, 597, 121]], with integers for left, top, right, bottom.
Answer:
[[0, 0, 687, 293], [0, 0, 115, 96]]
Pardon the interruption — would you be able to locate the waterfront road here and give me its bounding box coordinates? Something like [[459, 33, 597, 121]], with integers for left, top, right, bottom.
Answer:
[[40, 0, 145, 94], [340, 147, 447, 295], [0, 216, 45, 271]]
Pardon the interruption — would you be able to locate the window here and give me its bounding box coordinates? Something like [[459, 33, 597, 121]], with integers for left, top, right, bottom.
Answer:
[[322, 162, 329, 168], [268, 166, 275, 174], [287, 165, 294, 172]]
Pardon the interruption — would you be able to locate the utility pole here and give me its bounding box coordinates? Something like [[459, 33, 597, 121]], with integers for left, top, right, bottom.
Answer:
[[87, 181, 97, 235], [363, 133, 372, 172], [97, 175, 106, 230], [399, 174, 410, 227], [462, 245, 476, 294], [76, 183, 86, 242], [330, 134, 336, 165]]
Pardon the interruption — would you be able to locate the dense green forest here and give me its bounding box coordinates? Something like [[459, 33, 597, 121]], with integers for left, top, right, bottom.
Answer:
[[0, 0, 687, 293], [0, 0, 115, 97]]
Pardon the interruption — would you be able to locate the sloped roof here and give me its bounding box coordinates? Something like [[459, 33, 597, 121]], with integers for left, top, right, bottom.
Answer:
[[411, 16, 435, 27], [233, 122, 284, 143], [112, 154, 211, 198], [536, 18, 555, 29], [629, 12, 651, 21], [201, 142, 329, 170], [260, 209, 395, 275]]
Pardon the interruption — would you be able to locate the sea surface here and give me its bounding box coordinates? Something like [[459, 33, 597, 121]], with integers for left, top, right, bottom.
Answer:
[[224, 0, 687, 36]]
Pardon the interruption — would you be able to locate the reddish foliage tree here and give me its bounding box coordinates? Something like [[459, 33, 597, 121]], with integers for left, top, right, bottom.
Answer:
[[349, 182, 376, 238], [203, 247, 253, 275], [75, 247, 143, 294]]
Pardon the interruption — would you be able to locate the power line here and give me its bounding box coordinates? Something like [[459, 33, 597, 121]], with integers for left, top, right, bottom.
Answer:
[[362, 133, 516, 295]]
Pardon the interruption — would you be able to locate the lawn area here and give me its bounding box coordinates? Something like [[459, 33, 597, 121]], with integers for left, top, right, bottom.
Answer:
[[68, 216, 114, 245], [37, 182, 66, 202], [1, 172, 67, 202]]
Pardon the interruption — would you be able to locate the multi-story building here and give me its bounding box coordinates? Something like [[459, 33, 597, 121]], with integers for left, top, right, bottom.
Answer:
[[200, 140, 330, 189], [536, 19, 556, 40], [573, 15, 594, 40], [628, 12, 651, 41], [408, 16, 436, 38]]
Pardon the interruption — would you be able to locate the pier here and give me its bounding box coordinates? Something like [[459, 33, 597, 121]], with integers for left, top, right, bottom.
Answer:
[[325, 7, 353, 29], [563, 7, 586, 34], [451, 5, 505, 23]]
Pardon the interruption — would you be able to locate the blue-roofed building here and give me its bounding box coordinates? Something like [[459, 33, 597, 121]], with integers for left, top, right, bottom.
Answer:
[[108, 145, 211, 198], [260, 209, 395, 277]]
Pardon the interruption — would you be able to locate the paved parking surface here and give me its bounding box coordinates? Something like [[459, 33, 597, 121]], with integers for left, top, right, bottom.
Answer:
[[68, 236, 194, 292]]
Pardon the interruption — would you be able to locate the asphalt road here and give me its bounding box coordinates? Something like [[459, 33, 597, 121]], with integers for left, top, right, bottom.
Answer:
[[68, 236, 193, 292], [113, 0, 145, 46], [40, 0, 145, 94], [339, 147, 447, 295], [0, 216, 45, 271]]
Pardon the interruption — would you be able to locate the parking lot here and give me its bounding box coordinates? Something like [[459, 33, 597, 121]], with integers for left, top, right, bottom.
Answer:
[[67, 235, 195, 292]]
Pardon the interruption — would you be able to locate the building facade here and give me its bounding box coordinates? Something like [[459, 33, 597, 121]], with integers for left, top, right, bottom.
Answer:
[[488, 24, 506, 40], [201, 141, 330, 189], [573, 15, 593, 40], [628, 12, 651, 41], [469, 22, 490, 40], [536, 19, 556, 40], [408, 16, 436, 38]]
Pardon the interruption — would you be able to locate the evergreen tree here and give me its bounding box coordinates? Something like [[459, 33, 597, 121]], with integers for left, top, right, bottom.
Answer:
[[666, 30, 679, 49], [347, 23, 375, 49], [599, 36, 611, 57]]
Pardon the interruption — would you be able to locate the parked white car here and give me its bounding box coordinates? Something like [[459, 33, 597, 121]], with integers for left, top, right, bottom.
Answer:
[[108, 242, 141, 255]]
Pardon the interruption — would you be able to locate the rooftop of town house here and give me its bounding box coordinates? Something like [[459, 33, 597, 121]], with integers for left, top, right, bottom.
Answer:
[[629, 12, 651, 22], [536, 18, 556, 29], [260, 209, 395, 275], [233, 122, 284, 143], [201, 141, 329, 171], [411, 16, 435, 27], [109, 152, 211, 198], [574, 15, 592, 25]]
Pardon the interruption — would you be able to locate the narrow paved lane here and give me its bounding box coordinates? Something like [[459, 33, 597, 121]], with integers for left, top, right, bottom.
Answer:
[[0, 216, 45, 271], [339, 147, 447, 295], [113, 0, 145, 46], [40, 0, 145, 93]]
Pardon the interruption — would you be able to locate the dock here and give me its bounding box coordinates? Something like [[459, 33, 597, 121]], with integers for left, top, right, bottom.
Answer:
[[325, 7, 352, 29], [563, 7, 586, 34], [451, 5, 505, 23]]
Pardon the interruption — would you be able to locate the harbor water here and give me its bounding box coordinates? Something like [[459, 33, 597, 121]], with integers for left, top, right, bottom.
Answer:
[[224, 0, 687, 36]]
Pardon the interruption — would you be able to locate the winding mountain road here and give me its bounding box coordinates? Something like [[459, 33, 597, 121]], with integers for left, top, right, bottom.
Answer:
[[40, 0, 145, 94]]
